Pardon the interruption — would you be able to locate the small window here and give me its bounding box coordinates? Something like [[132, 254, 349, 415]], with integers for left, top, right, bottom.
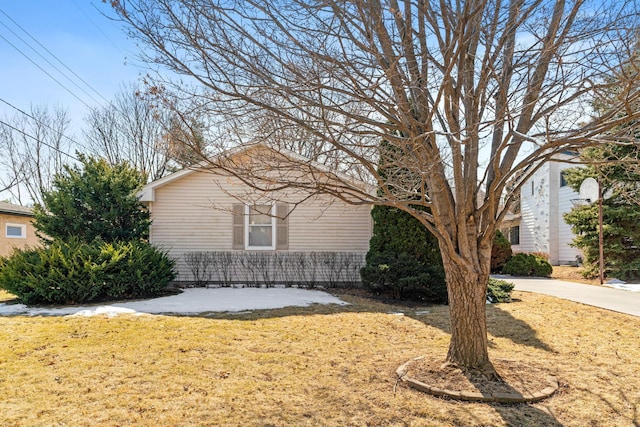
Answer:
[[6, 223, 26, 239], [246, 204, 276, 250], [531, 180, 534, 195], [560, 170, 568, 187], [509, 226, 520, 245]]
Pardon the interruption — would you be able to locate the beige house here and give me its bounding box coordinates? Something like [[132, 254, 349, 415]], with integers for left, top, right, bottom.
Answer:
[[0, 202, 39, 257], [139, 144, 373, 285]]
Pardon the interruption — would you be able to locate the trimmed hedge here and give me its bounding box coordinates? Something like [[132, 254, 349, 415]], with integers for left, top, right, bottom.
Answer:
[[502, 253, 553, 277], [0, 239, 176, 305]]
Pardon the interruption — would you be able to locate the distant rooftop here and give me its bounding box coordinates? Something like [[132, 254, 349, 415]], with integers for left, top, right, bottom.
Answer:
[[0, 201, 33, 217]]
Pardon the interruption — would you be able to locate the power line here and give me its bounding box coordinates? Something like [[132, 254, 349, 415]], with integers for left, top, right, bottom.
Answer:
[[0, 5, 171, 163], [0, 11, 107, 106], [0, 6, 118, 106], [0, 31, 94, 109], [0, 118, 79, 161], [0, 97, 91, 153], [75, 0, 129, 56]]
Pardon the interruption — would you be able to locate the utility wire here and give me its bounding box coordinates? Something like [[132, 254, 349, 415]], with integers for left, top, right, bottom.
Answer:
[[0, 118, 79, 161], [0, 7, 112, 106], [0, 5, 170, 161], [0, 97, 91, 153], [0, 18, 103, 106], [0, 32, 94, 109], [75, 0, 129, 56]]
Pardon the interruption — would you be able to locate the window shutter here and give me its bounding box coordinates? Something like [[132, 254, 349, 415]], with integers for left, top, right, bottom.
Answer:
[[275, 203, 289, 250], [232, 204, 244, 250]]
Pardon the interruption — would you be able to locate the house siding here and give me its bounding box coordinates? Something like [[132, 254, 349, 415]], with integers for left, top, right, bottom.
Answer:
[[557, 168, 583, 264], [0, 212, 39, 257], [520, 162, 550, 256], [146, 170, 372, 281], [518, 154, 583, 265]]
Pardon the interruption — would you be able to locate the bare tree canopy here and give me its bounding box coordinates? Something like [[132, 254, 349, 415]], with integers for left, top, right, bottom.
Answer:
[[0, 105, 71, 205], [111, 0, 640, 372], [83, 83, 176, 181]]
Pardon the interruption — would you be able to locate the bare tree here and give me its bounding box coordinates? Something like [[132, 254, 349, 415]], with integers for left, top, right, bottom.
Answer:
[[83, 83, 178, 181], [111, 0, 640, 374], [0, 105, 71, 205]]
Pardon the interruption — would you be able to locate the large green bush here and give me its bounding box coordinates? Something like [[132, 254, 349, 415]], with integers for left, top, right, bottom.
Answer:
[[502, 253, 553, 277], [360, 205, 447, 303], [0, 239, 176, 305], [360, 205, 516, 303], [360, 252, 447, 303]]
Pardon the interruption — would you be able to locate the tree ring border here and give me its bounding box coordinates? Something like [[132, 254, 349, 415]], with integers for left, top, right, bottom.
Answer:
[[396, 356, 559, 403]]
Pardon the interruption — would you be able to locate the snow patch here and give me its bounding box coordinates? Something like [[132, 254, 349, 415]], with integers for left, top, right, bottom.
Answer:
[[604, 282, 640, 292], [0, 287, 348, 317]]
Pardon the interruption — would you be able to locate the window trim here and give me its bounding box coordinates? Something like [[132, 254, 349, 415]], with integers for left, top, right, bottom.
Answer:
[[560, 170, 568, 187], [509, 226, 520, 246], [244, 204, 276, 250], [6, 223, 26, 239]]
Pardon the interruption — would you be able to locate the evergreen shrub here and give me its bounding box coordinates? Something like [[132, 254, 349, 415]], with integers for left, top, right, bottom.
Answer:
[[491, 230, 512, 272], [0, 239, 176, 305], [502, 253, 553, 277], [360, 205, 447, 303], [487, 278, 515, 303], [360, 252, 447, 303]]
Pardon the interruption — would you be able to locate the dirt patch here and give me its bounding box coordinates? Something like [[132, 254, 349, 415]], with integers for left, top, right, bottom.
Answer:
[[401, 356, 557, 402]]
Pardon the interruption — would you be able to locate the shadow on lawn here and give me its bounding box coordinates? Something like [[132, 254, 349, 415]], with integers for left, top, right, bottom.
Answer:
[[200, 288, 555, 353]]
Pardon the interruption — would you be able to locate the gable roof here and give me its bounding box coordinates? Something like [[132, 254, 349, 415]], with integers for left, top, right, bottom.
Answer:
[[139, 142, 374, 202], [0, 201, 33, 217]]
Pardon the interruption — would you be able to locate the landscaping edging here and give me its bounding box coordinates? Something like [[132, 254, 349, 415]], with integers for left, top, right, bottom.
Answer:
[[396, 357, 559, 403]]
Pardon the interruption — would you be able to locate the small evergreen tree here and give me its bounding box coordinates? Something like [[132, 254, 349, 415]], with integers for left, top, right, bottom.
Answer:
[[360, 137, 447, 302], [564, 183, 640, 280], [33, 154, 151, 243]]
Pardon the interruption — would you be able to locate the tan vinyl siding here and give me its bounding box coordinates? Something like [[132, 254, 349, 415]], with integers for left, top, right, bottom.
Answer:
[[288, 200, 371, 252], [0, 212, 39, 257], [146, 170, 372, 280]]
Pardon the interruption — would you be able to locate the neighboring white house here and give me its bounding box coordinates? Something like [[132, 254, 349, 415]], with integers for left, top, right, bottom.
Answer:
[[503, 152, 584, 265], [139, 143, 373, 284]]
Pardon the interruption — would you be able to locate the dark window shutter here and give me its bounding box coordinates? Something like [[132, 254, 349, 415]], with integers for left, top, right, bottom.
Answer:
[[232, 204, 244, 250], [275, 203, 289, 250]]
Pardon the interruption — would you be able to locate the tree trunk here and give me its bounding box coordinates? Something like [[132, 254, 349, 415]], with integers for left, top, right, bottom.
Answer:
[[442, 257, 494, 374]]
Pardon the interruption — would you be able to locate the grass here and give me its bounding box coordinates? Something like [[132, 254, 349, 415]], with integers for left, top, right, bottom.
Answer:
[[1, 289, 639, 426], [0, 289, 15, 302], [551, 265, 602, 286]]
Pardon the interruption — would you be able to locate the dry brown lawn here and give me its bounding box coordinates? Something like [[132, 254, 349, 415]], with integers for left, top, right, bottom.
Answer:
[[551, 265, 602, 286], [1, 289, 639, 426]]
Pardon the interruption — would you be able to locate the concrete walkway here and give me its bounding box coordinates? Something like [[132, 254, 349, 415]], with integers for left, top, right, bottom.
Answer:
[[499, 276, 640, 317]]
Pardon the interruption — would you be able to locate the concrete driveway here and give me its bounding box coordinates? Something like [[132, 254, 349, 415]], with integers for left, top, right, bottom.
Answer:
[[498, 276, 640, 317]]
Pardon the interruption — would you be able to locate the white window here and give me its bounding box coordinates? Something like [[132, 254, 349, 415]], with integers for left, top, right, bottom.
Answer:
[[245, 204, 276, 250], [6, 223, 26, 239]]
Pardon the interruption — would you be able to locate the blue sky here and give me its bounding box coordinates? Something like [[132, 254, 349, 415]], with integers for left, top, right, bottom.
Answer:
[[0, 0, 145, 137]]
